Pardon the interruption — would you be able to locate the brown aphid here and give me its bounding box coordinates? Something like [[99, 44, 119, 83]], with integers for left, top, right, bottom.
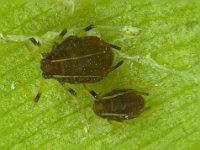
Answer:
[[40, 25, 123, 84], [86, 87, 149, 122], [30, 25, 123, 101]]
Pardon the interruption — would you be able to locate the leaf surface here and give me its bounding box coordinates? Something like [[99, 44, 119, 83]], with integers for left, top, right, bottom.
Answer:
[[0, 0, 200, 149]]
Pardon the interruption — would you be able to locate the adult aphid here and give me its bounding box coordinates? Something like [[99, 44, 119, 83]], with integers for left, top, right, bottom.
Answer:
[[30, 25, 123, 101]]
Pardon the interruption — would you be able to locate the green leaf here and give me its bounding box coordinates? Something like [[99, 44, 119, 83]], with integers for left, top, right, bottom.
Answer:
[[0, 0, 200, 149]]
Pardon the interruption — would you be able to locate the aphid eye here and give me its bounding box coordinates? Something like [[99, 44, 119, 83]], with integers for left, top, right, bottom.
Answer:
[[41, 59, 50, 65], [42, 73, 52, 78]]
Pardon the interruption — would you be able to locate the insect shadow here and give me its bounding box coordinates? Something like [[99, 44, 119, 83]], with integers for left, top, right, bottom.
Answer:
[[28, 24, 124, 102]]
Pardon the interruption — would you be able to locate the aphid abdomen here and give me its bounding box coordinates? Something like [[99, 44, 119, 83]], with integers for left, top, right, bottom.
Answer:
[[60, 53, 112, 83], [93, 89, 145, 121], [42, 36, 114, 83]]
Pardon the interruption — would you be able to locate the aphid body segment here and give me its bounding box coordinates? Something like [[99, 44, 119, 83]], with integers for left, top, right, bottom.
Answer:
[[89, 88, 148, 122]]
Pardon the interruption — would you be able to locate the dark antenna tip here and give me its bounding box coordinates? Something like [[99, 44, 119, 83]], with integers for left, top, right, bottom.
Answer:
[[34, 93, 41, 102], [68, 88, 77, 96], [83, 84, 98, 98], [29, 37, 40, 46], [84, 24, 96, 31], [110, 60, 124, 72], [60, 28, 67, 37]]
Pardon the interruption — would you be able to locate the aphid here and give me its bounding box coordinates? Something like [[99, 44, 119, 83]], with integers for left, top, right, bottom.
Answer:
[[30, 25, 124, 101], [85, 87, 149, 122]]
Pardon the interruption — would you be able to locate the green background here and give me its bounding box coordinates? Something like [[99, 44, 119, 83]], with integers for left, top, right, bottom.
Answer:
[[0, 0, 199, 149]]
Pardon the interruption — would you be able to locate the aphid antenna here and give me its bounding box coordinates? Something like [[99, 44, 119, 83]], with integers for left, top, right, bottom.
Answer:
[[133, 90, 149, 96], [105, 42, 121, 50], [59, 82, 77, 96], [53, 28, 68, 48], [76, 24, 97, 37], [84, 24, 96, 32], [83, 84, 98, 99], [60, 28, 67, 37], [29, 37, 41, 46], [108, 60, 124, 73], [67, 88, 77, 96]]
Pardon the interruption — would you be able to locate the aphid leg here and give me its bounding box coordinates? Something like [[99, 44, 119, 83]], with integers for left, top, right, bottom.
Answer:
[[62, 84, 91, 133], [77, 24, 96, 37], [67, 88, 77, 96], [59, 82, 77, 96], [83, 84, 98, 99], [83, 84, 99, 100], [143, 106, 151, 111], [81, 107, 91, 134], [124, 118, 136, 125], [140, 91, 149, 96], [29, 37, 43, 53], [82, 84, 104, 133], [53, 28, 68, 49], [28, 37, 45, 61], [11, 80, 36, 100], [29, 37, 41, 46], [84, 24, 96, 32], [125, 106, 151, 125], [60, 28, 68, 37], [108, 120, 123, 128], [34, 79, 45, 102], [86, 117, 99, 134], [108, 120, 126, 138], [132, 90, 149, 96], [105, 42, 121, 50], [109, 60, 124, 73]]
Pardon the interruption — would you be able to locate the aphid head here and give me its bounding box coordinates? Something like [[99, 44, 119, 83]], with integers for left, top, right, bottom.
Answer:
[[40, 59, 56, 78], [93, 101, 104, 113]]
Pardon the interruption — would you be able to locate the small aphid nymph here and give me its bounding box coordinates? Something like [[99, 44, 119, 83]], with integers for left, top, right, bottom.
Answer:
[[85, 86, 149, 122]]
